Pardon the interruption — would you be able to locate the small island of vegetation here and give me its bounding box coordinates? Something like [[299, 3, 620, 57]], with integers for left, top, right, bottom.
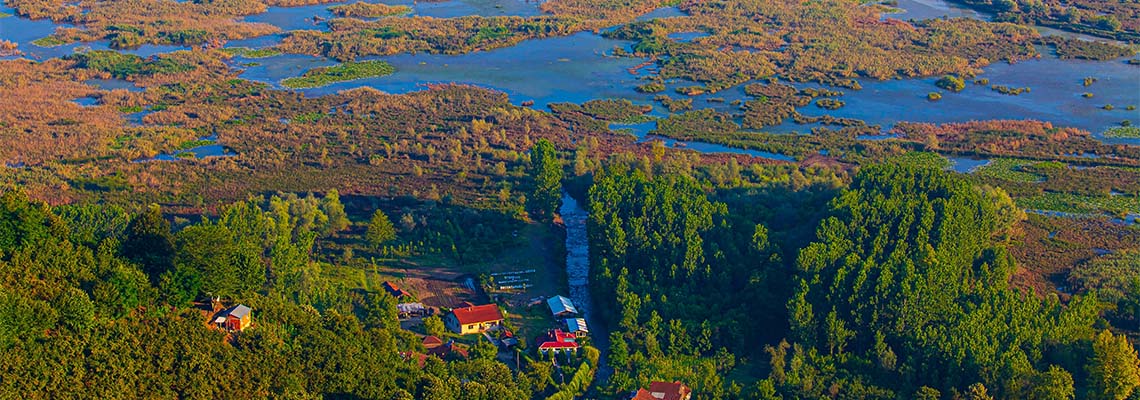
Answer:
[[328, 2, 411, 18], [281, 60, 395, 89], [936, 75, 966, 92], [1105, 126, 1140, 138]]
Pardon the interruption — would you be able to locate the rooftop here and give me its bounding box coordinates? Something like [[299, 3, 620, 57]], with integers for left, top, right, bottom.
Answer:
[[383, 281, 409, 297], [632, 381, 693, 400], [537, 329, 578, 349], [565, 318, 588, 333], [422, 335, 443, 349], [228, 304, 251, 319], [547, 295, 578, 316], [451, 304, 503, 325]]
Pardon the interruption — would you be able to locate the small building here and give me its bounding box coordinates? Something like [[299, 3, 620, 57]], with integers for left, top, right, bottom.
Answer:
[[422, 335, 444, 350], [382, 281, 409, 298], [427, 339, 468, 359], [214, 304, 252, 332], [397, 302, 427, 319], [632, 381, 693, 400], [445, 303, 504, 335], [536, 329, 578, 353], [565, 318, 589, 338], [547, 295, 578, 318]]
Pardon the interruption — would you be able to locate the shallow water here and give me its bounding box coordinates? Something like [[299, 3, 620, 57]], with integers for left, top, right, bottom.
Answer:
[[0, 2, 188, 60], [72, 96, 98, 107], [635, 6, 686, 22], [788, 56, 1140, 135], [143, 144, 235, 162], [240, 32, 646, 107], [86, 78, 144, 92], [946, 156, 991, 173], [233, 23, 1138, 138], [888, 0, 990, 21], [560, 193, 610, 379], [612, 121, 797, 161], [246, 0, 541, 32], [3, 0, 1139, 141]]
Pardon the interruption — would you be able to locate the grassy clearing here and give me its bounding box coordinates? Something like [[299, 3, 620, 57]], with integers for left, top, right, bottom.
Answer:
[[1018, 192, 1139, 216], [888, 151, 951, 169], [221, 47, 283, 58], [31, 36, 69, 47], [282, 60, 395, 89], [975, 158, 1045, 182]]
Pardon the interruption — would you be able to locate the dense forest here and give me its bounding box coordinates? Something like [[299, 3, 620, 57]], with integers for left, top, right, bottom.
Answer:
[[585, 162, 1139, 399]]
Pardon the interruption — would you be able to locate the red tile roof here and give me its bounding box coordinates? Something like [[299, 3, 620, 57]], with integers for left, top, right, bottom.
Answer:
[[382, 281, 409, 297], [451, 304, 503, 325], [632, 381, 692, 400], [632, 389, 655, 400], [422, 335, 443, 349], [537, 329, 579, 350]]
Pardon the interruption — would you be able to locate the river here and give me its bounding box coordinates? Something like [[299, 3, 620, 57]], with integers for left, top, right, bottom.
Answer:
[[560, 193, 612, 380]]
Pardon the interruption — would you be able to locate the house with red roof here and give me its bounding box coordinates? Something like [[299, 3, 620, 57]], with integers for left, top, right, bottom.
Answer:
[[536, 329, 579, 353], [422, 335, 444, 350], [632, 381, 693, 400], [445, 303, 504, 335], [382, 281, 409, 298]]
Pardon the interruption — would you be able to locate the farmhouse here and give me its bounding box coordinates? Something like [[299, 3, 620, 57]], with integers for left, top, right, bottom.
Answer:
[[445, 303, 504, 335], [632, 381, 693, 400], [547, 295, 578, 318], [213, 304, 252, 332], [536, 329, 578, 353]]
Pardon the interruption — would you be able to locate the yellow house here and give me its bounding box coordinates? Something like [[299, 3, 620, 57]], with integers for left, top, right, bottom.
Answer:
[[445, 304, 503, 335]]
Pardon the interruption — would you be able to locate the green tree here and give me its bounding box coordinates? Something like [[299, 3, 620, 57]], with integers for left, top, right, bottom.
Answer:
[[175, 224, 263, 298], [1028, 365, 1075, 400], [915, 387, 941, 400], [423, 315, 446, 338], [367, 210, 397, 249], [470, 337, 499, 360], [527, 139, 562, 222], [122, 203, 174, 280], [1088, 330, 1140, 400], [55, 287, 94, 331], [362, 291, 399, 330], [319, 189, 350, 236], [0, 191, 59, 252]]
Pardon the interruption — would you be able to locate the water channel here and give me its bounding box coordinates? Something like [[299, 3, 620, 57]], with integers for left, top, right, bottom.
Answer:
[[559, 193, 612, 379]]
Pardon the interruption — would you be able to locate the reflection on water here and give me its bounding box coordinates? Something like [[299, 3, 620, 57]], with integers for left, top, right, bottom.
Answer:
[[86, 78, 144, 92], [72, 96, 99, 107], [946, 156, 991, 173], [789, 56, 1140, 135], [887, 0, 990, 21]]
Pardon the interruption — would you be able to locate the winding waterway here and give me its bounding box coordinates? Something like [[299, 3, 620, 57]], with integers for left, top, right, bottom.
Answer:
[[560, 193, 612, 380]]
